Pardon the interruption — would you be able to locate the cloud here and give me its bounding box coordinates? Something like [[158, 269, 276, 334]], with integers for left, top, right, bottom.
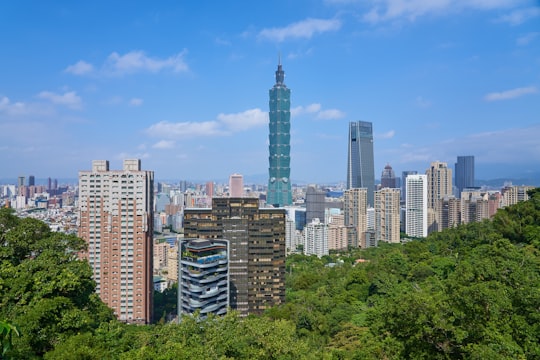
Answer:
[[377, 130, 396, 139], [66, 50, 189, 76], [129, 98, 144, 107], [258, 18, 341, 42], [146, 120, 225, 138], [484, 86, 538, 101], [37, 91, 82, 109], [291, 103, 345, 120], [116, 152, 150, 160], [152, 140, 175, 149], [217, 108, 267, 131], [362, 0, 522, 24], [64, 60, 94, 75], [516, 32, 539, 46], [0, 96, 29, 115], [497, 7, 540, 25]]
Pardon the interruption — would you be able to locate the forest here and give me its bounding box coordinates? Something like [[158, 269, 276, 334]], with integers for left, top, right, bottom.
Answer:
[[1, 188, 539, 359]]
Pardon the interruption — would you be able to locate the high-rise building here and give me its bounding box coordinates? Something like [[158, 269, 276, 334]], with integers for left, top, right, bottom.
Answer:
[[426, 161, 452, 233], [306, 185, 326, 224], [178, 238, 229, 318], [347, 121, 375, 207], [455, 156, 475, 196], [78, 159, 154, 324], [344, 188, 368, 248], [17, 176, 25, 189], [229, 173, 244, 197], [267, 60, 292, 207], [437, 196, 461, 230], [401, 171, 418, 203], [28, 175, 35, 187], [380, 164, 397, 189], [502, 185, 534, 207], [374, 188, 401, 243], [205, 181, 214, 197], [183, 197, 286, 316], [406, 174, 428, 238], [304, 218, 329, 257]]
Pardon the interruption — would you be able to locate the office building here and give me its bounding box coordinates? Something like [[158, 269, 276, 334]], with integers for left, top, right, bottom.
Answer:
[[380, 164, 397, 189], [306, 185, 326, 224], [183, 197, 286, 316], [406, 174, 428, 238], [304, 218, 329, 257], [426, 161, 452, 233], [28, 175, 35, 187], [229, 173, 244, 197], [374, 188, 401, 243], [344, 188, 368, 248], [401, 171, 418, 203], [178, 238, 229, 318], [267, 60, 292, 207], [437, 196, 461, 230], [347, 121, 375, 207], [78, 159, 154, 324], [455, 156, 475, 196], [17, 176, 25, 189]]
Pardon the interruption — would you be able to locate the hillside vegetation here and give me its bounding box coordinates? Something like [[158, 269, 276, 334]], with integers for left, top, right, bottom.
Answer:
[[1, 189, 539, 359]]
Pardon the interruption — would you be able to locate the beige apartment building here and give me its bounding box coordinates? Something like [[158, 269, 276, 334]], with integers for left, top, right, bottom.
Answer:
[[78, 159, 154, 324]]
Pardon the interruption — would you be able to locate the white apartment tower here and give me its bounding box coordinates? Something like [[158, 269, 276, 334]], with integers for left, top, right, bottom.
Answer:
[[78, 159, 154, 324], [375, 188, 401, 243], [304, 218, 329, 257], [406, 174, 428, 238]]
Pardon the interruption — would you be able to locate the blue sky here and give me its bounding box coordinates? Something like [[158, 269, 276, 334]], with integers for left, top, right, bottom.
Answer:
[[1, 0, 539, 184]]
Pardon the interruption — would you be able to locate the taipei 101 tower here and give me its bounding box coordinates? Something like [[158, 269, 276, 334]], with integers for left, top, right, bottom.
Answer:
[[267, 58, 292, 207]]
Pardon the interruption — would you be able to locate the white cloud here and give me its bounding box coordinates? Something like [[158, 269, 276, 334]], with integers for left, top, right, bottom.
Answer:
[[362, 0, 523, 24], [217, 108, 267, 131], [66, 50, 189, 76], [152, 140, 175, 149], [484, 86, 538, 101], [291, 103, 345, 120], [516, 32, 539, 46], [377, 130, 396, 139], [497, 7, 540, 25], [0, 96, 29, 115], [258, 18, 342, 42], [130, 98, 144, 107], [64, 60, 94, 75], [38, 91, 82, 109], [146, 120, 225, 138]]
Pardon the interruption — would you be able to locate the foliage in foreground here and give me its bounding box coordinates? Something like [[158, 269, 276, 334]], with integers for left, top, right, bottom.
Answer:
[[1, 188, 540, 359]]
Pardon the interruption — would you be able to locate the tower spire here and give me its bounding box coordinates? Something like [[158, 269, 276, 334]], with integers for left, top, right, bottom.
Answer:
[[275, 56, 285, 86]]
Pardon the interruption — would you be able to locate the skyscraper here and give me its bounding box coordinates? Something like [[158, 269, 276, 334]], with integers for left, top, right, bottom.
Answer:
[[401, 171, 418, 203], [347, 121, 375, 207], [267, 59, 292, 207], [406, 174, 428, 238], [344, 188, 368, 248], [28, 175, 35, 187], [183, 197, 286, 316], [304, 218, 329, 257], [455, 156, 475, 195], [78, 159, 154, 324], [380, 164, 397, 189], [374, 188, 401, 243], [305, 185, 326, 224], [229, 173, 244, 197]]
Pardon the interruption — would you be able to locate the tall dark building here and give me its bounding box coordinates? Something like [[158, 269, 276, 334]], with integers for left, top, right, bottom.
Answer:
[[306, 185, 326, 224], [347, 121, 375, 207], [183, 198, 286, 316], [380, 164, 396, 189], [267, 59, 292, 207], [28, 175, 35, 187], [455, 156, 475, 196]]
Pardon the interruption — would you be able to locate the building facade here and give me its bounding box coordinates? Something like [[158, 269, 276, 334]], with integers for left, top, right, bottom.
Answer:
[[347, 121, 375, 207], [455, 155, 475, 196], [306, 185, 326, 224], [78, 159, 154, 324], [304, 218, 329, 257], [406, 174, 428, 238], [178, 238, 229, 318], [229, 173, 244, 197], [344, 188, 368, 248], [267, 60, 292, 207], [183, 197, 286, 316], [380, 164, 397, 189], [374, 188, 401, 243]]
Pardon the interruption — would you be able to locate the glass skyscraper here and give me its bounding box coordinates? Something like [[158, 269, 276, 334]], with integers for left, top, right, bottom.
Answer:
[[455, 155, 475, 196], [267, 60, 292, 207], [347, 121, 375, 207]]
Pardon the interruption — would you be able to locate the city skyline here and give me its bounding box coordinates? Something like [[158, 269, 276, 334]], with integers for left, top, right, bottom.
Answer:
[[1, 1, 539, 183]]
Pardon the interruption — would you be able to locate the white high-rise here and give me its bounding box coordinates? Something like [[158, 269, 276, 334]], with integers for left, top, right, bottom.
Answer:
[[406, 174, 428, 238], [304, 218, 328, 257]]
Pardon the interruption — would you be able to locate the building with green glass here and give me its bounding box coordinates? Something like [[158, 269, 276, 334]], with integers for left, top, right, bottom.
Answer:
[[267, 60, 292, 207]]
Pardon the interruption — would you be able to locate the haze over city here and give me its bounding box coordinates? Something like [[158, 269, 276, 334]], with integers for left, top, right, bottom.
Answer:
[[1, 1, 539, 182]]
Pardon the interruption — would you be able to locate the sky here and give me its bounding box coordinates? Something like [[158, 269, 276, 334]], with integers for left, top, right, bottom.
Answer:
[[1, 0, 539, 184]]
